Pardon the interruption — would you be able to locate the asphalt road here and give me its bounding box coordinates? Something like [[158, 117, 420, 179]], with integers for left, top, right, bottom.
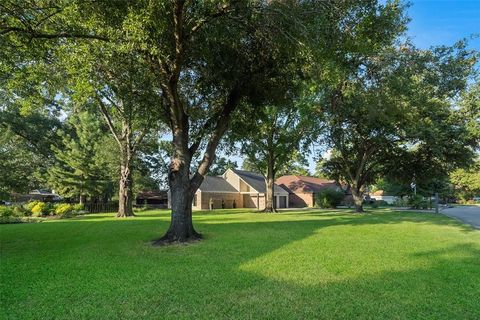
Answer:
[[441, 206, 480, 229]]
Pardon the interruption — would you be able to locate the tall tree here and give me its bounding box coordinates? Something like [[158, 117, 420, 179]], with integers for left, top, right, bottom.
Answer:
[[48, 112, 112, 204], [318, 40, 478, 212], [1, 1, 329, 242], [237, 103, 317, 212], [311, 0, 409, 212]]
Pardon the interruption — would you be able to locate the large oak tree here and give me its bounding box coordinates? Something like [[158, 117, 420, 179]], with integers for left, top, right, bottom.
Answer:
[[1, 0, 327, 242], [318, 42, 478, 212]]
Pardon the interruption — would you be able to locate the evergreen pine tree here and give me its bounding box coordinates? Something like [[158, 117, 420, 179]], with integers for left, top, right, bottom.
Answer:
[[48, 112, 111, 204]]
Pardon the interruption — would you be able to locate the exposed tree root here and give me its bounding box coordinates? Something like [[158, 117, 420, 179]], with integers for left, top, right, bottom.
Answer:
[[116, 212, 136, 218], [151, 230, 202, 246], [261, 207, 277, 213]]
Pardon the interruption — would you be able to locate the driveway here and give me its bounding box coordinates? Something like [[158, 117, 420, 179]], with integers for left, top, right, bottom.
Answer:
[[441, 206, 480, 229]]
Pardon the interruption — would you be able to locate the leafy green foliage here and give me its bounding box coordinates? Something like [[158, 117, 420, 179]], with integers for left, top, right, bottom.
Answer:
[[47, 112, 113, 202], [31, 202, 48, 217], [371, 178, 410, 197], [315, 188, 345, 208], [0, 112, 62, 199], [407, 195, 430, 210], [233, 101, 320, 211], [54, 203, 75, 216], [208, 157, 238, 176], [24, 201, 40, 215], [450, 159, 480, 200], [318, 35, 478, 212], [393, 198, 408, 207], [277, 151, 311, 177], [241, 158, 262, 174], [1, 0, 331, 226], [0, 206, 14, 217]]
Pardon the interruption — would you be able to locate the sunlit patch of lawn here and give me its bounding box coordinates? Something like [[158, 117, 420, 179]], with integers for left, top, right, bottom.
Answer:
[[1, 208, 479, 319]]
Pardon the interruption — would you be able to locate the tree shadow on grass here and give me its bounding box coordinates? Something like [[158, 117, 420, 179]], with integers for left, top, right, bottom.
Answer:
[[208, 243, 480, 319], [1, 210, 479, 319]]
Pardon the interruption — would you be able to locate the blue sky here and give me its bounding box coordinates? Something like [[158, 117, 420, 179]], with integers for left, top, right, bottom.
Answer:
[[406, 0, 479, 50]]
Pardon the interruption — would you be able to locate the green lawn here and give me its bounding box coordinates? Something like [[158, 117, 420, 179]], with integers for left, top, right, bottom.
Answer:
[[1, 208, 479, 319]]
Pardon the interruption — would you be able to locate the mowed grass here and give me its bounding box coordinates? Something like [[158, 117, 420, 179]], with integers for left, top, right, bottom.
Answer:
[[1, 208, 479, 319]]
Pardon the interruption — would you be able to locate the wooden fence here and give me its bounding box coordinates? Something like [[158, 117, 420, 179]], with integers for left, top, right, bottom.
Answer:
[[84, 202, 118, 213]]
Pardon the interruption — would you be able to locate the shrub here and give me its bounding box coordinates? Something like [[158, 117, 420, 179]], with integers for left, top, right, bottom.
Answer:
[[408, 195, 429, 210], [0, 216, 41, 224], [376, 200, 389, 207], [13, 206, 27, 216], [370, 202, 379, 209], [24, 201, 40, 215], [0, 206, 14, 217], [46, 203, 56, 215], [55, 203, 74, 216], [31, 202, 47, 217], [393, 198, 408, 207], [73, 203, 84, 211], [0, 216, 23, 224], [315, 189, 345, 208]]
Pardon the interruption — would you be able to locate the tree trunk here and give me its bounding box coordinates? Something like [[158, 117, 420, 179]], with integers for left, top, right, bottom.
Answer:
[[153, 128, 201, 245], [351, 188, 364, 213], [153, 164, 201, 245], [79, 194, 86, 205], [263, 158, 276, 213], [116, 124, 134, 217], [117, 160, 134, 217]]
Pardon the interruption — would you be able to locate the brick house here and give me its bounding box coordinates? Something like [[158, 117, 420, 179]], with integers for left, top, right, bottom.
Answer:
[[168, 169, 290, 210], [276, 175, 341, 208]]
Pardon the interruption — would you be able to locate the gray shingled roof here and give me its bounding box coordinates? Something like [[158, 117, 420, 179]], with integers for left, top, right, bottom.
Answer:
[[232, 169, 288, 194], [198, 176, 239, 193]]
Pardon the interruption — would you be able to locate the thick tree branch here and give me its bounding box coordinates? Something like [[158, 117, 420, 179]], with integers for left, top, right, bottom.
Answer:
[[94, 94, 122, 148], [190, 86, 242, 191]]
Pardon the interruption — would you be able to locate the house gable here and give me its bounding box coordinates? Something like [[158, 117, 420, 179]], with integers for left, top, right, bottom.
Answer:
[[226, 169, 288, 195]]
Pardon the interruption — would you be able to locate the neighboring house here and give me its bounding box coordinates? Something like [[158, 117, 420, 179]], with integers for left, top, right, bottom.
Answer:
[[10, 189, 62, 203], [276, 175, 341, 208], [168, 169, 290, 210], [136, 190, 168, 208], [370, 190, 398, 204]]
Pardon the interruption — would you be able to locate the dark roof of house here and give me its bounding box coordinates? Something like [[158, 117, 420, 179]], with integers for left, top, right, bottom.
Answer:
[[231, 169, 288, 194], [199, 176, 239, 193], [276, 175, 339, 194]]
